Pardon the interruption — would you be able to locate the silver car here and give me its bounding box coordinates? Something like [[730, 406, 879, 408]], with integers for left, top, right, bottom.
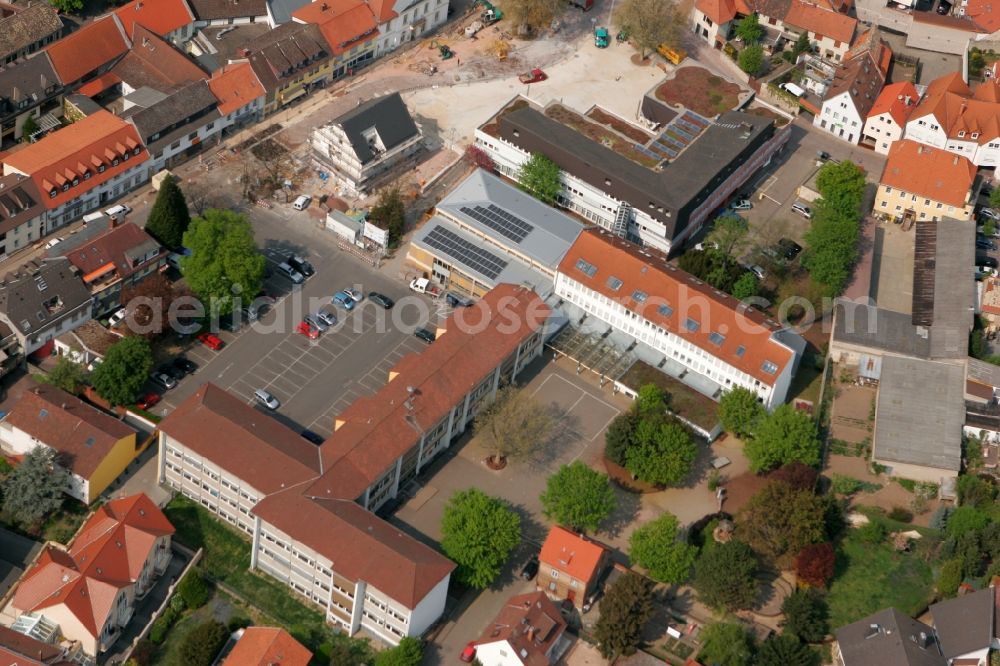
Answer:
[[150, 372, 177, 390], [254, 389, 280, 410], [344, 287, 363, 302], [316, 309, 338, 327], [305, 313, 328, 332]]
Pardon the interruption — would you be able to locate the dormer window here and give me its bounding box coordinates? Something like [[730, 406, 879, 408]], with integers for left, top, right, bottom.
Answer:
[[98, 164, 106, 173], [112, 158, 119, 166], [49, 189, 57, 199], [71, 177, 79, 186], [972, 132, 980, 139], [61, 183, 69, 192], [958, 131, 966, 138], [123, 151, 130, 161], [132, 147, 141, 156], [83, 171, 91, 180]]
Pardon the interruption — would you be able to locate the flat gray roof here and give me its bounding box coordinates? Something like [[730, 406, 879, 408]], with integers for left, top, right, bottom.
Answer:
[[833, 299, 932, 358], [874, 356, 964, 472], [928, 218, 975, 359]]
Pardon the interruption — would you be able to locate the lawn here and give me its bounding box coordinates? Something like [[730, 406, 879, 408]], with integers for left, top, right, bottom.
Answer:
[[162, 496, 332, 657], [655, 67, 742, 117], [826, 532, 935, 628]]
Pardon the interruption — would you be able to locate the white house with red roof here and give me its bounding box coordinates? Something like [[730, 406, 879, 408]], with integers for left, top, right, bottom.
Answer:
[[3, 494, 173, 658], [474, 592, 570, 666], [903, 73, 1000, 167], [862, 81, 920, 154], [554, 228, 805, 409], [814, 28, 892, 145]]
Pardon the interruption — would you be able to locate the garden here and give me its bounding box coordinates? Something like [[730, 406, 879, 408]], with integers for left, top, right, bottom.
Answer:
[[654, 67, 742, 117]]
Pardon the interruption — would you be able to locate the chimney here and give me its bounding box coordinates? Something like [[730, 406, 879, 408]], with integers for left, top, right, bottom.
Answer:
[[527, 627, 537, 642], [110, 215, 118, 229], [954, 155, 960, 165], [905, 95, 912, 105]]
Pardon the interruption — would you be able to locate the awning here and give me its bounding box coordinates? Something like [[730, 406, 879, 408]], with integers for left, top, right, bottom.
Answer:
[[280, 88, 307, 104], [83, 261, 116, 284]]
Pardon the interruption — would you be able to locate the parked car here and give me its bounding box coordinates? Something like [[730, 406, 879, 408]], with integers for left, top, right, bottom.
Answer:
[[287, 255, 315, 277], [332, 291, 356, 310], [197, 332, 224, 350], [300, 429, 325, 445], [460, 643, 477, 663], [729, 199, 753, 211], [150, 372, 177, 390], [219, 315, 241, 333], [445, 292, 473, 308], [44, 237, 65, 250], [103, 204, 132, 218], [978, 256, 999, 269], [749, 265, 767, 280], [414, 327, 436, 343], [791, 202, 812, 219], [159, 363, 184, 381], [108, 308, 127, 327], [816, 151, 832, 161], [981, 208, 1000, 221], [369, 292, 394, 309], [304, 313, 328, 332], [296, 320, 320, 339], [254, 388, 280, 410], [136, 393, 161, 410], [518, 68, 547, 84], [977, 238, 998, 251], [292, 195, 312, 211], [343, 288, 363, 302], [520, 556, 539, 580], [778, 238, 803, 260], [172, 357, 197, 376], [316, 309, 338, 327], [276, 262, 304, 284]]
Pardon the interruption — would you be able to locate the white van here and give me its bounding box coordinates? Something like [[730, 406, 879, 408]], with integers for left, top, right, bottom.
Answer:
[[779, 82, 806, 98], [103, 204, 131, 219], [292, 195, 312, 211]]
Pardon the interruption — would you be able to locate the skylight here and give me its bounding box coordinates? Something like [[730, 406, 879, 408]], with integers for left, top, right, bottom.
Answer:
[[658, 304, 673, 318], [762, 361, 778, 374], [606, 276, 623, 291], [735, 345, 746, 358], [632, 290, 648, 303], [575, 258, 597, 277], [708, 331, 725, 346], [684, 318, 700, 333]]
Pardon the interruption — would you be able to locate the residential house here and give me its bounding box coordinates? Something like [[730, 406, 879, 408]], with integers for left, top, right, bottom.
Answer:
[[2, 110, 150, 232], [904, 72, 1000, 167], [367, 0, 449, 56], [207, 62, 266, 131], [111, 0, 196, 45], [0, 3, 64, 65], [53, 320, 121, 369], [862, 81, 920, 154], [0, 625, 77, 665], [291, 0, 379, 76], [555, 228, 805, 408], [186, 0, 268, 26], [473, 592, 570, 666], [537, 527, 610, 610], [475, 98, 790, 255], [311, 92, 422, 196], [221, 626, 312, 666], [0, 173, 46, 258], [4, 494, 174, 658], [814, 28, 892, 145], [243, 22, 333, 115], [157, 284, 550, 644], [58, 221, 166, 317], [874, 139, 978, 223], [834, 607, 944, 665], [0, 385, 140, 504], [0, 258, 92, 358], [43, 16, 129, 90], [407, 169, 584, 297], [0, 54, 63, 149], [928, 587, 997, 665]]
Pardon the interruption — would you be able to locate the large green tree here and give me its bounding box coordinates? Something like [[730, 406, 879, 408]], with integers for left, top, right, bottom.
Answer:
[[693, 539, 758, 611], [737, 481, 827, 564], [614, 0, 682, 58], [757, 634, 815, 666], [368, 185, 406, 248], [698, 621, 756, 666], [43, 356, 86, 394], [707, 214, 751, 262], [745, 404, 821, 473], [145, 174, 191, 250], [735, 12, 764, 43], [440, 489, 521, 589], [2, 446, 70, 531], [518, 153, 561, 205], [604, 411, 637, 465], [718, 387, 764, 439], [629, 512, 697, 584], [90, 336, 154, 407], [804, 160, 864, 296], [814, 161, 866, 217], [781, 588, 829, 643], [475, 386, 556, 465], [738, 44, 765, 75], [181, 209, 266, 316], [373, 637, 423, 666], [592, 572, 653, 659], [179, 620, 228, 666], [540, 461, 616, 533], [624, 417, 697, 486]]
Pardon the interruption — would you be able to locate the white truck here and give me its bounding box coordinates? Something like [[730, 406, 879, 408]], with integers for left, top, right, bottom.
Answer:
[[409, 277, 442, 296]]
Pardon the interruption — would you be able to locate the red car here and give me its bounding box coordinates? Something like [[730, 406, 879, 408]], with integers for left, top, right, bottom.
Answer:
[[518, 68, 547, 84], [460, 642, 477, 663], [295, 321, 320, 339], [136, 393, 161, 410], [197, 332, 224, 350]]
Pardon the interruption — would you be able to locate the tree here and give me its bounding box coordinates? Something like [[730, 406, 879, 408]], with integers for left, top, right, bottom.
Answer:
[[629, 512, 697, 584], [179, 620, 228, 666], [475, 386, 556, 464], [121, 273, 179, 339], [463, 145, 495, 171], [737, 481, 827, 564], [804, 161, 864, 296], [756, 634, 815, 666], [815, 161, 866, 216], [592, 572, 653, 659], [708, 214, 750, 262], [794, 542, 835, 588], [745, 404, 821, 473], [792, 31, 811, 56], [614, 0, 681, 58], [540, 461, 616, 533], [181, 209, 266, 316], [20, 115, 39, 143], [604, 411, 637, 465], [624, 417, 697, 486], [2, 446, 69, 531], [938, 558, 963, 598], [693, 539, 758, 611], [718, 387, 764, 439], [374, 637, 423, 666], [768, 461, 818, 491], [440, 489, 521, 589], [946, 505, 990, 537], [731, 272, 759, 300], [43, 356, 86, 394], [677, 248, 746, 292], [145, 174, 191, 250], [518, 153, 561, 205], [739, 43, 765, 75], [735, 12, 764, 43], [90, 336, 154, 406], [990, 187, 1000, 211], [697, 622, 755, 666], [368, 185, 406, 247], [636, 383, 666, 415], [781, 588, 829, 642], [502, 0, 561, 35], [328, 634, 374, 666], [178, 572, 210, 609]]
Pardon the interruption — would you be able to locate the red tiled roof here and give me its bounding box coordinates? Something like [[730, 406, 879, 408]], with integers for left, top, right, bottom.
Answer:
[[867, 81, 919, 125], [365, 0, 398, 22], [1, 111, 149, 210], [113, 0, 194, 39], [823, 28, 891, 119], [557, 229, 796, 385], [966, 0, 1000, 32], [476, 592, 567, 666], [45, 16, 128, 85], [0, 625, 72, 666], [221, 627, 312, 666], [109, 25, 207, 94], [538, 527, 606, 585], [60, 222, 163, 285], [5, 385, 135, 479], [208, 63, 265, 116], [78, 72, 122, 98], [292, 0, 379, 55], [880, 139, 976, 208], [695, 0, 738, 24], [784, 0, 856, 43]]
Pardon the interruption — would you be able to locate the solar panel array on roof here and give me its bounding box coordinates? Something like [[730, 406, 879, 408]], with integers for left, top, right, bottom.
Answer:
[[422, 226, 509, 280], [459, 204, 534, 243]]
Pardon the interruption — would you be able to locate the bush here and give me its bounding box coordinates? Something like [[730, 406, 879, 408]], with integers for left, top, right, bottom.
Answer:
[[227, 616, 252, 632], [169, 594, 187, 613], [896, 478, 917, 492], [179, 620, 229, 666], [855, 521, 886, 544], [929, 506, 953, 531], [946, 506, 989, 537], [149, 607, 177, 644], [830, 474, 862, 496], [938, 558, 963, 598], [888, 506, 913, 523], [131, 639, 155, 666], [178, 572, 210, 609]]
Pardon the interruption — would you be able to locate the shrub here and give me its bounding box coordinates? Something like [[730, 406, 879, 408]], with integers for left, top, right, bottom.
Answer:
[[227, 616, 252, 632], [131, 639, 155, 666], [888, 506, 913, 523], [179, 620, 229, 666], [795, 542, 835, 588], [929, 506, 953, 531], [830, 474, 862, 496], [938, 558, 963, 598], [946, 506, 990, 537], [169, 594, 187, 613], [149, 607, 177, 644], [855, 521, 886, 544], [896, 478, 917, 492], [178, 572, 210, 609]]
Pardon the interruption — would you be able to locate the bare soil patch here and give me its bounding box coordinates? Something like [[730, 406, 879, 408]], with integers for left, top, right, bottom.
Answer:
[[655, 67, 741, 117], [586, 108, 652, 144], [545, 104, 659, 167]]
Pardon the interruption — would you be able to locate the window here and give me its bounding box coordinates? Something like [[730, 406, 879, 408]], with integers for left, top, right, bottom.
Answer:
[[98, 164, 106, 173], [708, 331, 725, 346], [632, 289, 648, 303], [575, 258, 597, 277], [112, 158, 119, 166], [658, 304, 673, 318], [606, 276, 622, 291], [761, 361, 778, 374], [884, 186, 891, 193], [684, 318, 700, 333], [735, 345, 746, 358]]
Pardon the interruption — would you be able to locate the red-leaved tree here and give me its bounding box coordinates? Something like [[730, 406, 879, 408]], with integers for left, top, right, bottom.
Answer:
[[768, 461, 818, 492], [463, 145, 495, 171], [795, 542, 835, 588]]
